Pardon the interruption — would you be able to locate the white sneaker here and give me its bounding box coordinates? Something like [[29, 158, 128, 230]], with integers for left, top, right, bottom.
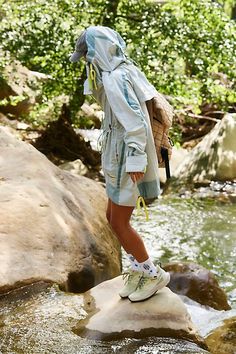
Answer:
[[119, 270, 143, 298], [128, 268, 170, 302]]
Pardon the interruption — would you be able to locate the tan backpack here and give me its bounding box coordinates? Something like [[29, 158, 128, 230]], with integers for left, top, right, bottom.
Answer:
[[146, 92, 174, 178]]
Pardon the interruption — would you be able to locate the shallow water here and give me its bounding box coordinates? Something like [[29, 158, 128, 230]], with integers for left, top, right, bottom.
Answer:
[[125, 185, 236, 308], [0, 283, 209, 354]]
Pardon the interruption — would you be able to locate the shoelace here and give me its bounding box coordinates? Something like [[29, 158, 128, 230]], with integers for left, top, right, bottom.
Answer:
[[122, 272, 132, 284], [136, 276, 150, 289], [136, 270, 161, 290], [122, 271, 142, 284]]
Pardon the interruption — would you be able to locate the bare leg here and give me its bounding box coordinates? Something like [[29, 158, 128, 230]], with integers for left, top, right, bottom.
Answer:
[[107, 198, 149, 263]]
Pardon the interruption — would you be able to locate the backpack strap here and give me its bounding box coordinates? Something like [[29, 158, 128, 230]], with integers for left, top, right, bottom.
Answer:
[[161, 147, 171, 179], [146, 99, 154, 127]]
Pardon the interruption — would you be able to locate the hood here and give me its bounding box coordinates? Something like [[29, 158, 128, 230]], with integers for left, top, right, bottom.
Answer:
[[85, 26, 127, 72]]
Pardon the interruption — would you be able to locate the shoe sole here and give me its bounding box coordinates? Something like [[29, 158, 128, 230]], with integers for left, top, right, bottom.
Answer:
[[128, 272, 170, 303], [119, 286, 141, 299]]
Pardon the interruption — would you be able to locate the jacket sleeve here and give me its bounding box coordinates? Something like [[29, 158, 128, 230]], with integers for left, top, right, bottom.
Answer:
[[103, 70, 147, 173]]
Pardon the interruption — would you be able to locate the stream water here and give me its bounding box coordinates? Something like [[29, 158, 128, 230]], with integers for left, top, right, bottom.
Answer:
[[126, 182, 236, 309], [0, 182, 236, 353]]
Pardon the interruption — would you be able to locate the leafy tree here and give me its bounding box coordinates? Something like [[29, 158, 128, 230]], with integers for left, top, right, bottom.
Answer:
[[215, 0, 236, 18], [114, 0, 236, 112], [0, 0, 235, 128]]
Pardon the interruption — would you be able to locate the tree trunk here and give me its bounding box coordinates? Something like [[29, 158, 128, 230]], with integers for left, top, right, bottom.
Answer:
[[101, 0, 120, 27], [232, 5, 236, 20]]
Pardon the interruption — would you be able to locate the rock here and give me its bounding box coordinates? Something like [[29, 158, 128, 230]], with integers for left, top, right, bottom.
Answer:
[[79, 102, 103, 128], [159, 146, 189, 184], [163, 262, 231, 311], [16, 122, 31, 130], [0, 281, 209, 354], [33, 104, 101, 168], [77, 128, 101, 152], [173, 114, 236, 184], [60, 159, 88, 176], [75, 276, 207, 350], [0, 61, 46, 117], [0, 126, 121, 294], [205, 317, 236, 354]]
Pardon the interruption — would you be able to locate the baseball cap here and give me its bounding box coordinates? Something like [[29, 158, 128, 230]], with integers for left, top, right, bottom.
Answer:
[[69, 30, 87, 62]]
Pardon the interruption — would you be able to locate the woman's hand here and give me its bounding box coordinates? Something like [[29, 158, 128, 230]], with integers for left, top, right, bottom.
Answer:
[[129, 172, 144, 183]]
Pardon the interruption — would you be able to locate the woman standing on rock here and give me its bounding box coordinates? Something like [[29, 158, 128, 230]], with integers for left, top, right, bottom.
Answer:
[[70, 25, 170, 302]]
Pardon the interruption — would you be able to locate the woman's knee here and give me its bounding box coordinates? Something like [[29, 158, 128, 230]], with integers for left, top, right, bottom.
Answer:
[[110, 217, 129, 235], [108, 200, 133, 234]]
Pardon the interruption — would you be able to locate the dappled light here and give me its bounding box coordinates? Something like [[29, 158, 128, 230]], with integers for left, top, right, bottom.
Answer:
[[0, 0, 236, 353]]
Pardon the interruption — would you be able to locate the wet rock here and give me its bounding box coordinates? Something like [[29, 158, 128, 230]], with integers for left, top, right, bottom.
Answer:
[[205, 317, 236, 354], [0, 126, 121, 294], [163, 262, 231, 310], [0, 282, 209, 354], [172, 113, 236, 185], [76, 276, 208, 350]]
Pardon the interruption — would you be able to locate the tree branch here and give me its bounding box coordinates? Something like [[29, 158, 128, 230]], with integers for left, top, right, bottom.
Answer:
[[175, 110, 219, 122]]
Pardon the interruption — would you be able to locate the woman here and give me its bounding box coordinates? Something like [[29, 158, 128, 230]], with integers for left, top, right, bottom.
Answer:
[[70, 25, 170, 302]]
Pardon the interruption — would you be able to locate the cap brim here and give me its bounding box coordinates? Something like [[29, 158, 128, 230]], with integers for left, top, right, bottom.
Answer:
[[69, 52, 82, 63]]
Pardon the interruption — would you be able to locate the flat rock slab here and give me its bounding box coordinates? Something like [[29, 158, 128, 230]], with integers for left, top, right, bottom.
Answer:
[[76, 276, 207, 350]]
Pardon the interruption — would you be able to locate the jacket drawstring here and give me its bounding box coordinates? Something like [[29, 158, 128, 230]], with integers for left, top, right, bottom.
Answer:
[[88, 63, 98, 90], [136, 196, 149, 221], [97, 119, 112, 154]]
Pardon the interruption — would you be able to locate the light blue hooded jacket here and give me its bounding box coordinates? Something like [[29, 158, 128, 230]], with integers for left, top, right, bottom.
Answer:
[[80, 26, 160, 206]]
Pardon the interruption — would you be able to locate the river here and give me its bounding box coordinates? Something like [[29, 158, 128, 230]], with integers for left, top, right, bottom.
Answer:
[[0, 182, 235, 353]]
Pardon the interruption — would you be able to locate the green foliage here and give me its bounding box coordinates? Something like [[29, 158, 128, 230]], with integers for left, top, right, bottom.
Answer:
[[115, 0, 236, 112], [217, 0, 236, 17], [0, 0, 235, 131], [0, 0, 85, 98]]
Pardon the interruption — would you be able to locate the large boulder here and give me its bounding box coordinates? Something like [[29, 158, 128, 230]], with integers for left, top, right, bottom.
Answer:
[[172, 114, 236, 185], [0, 126, 121, 293], [76, 276, 207, 350]]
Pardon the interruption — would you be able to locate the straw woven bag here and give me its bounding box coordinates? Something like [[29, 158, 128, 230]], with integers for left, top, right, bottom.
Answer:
[[146, 92, 174, 178]]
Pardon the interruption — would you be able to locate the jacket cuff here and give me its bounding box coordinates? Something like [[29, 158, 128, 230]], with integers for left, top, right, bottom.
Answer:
[[125, 154, 147, 173]]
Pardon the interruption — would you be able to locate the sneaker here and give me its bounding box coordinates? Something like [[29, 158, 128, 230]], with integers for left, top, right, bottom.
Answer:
[[119, 270, 143, 298], [128, 268, 170, 302]]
